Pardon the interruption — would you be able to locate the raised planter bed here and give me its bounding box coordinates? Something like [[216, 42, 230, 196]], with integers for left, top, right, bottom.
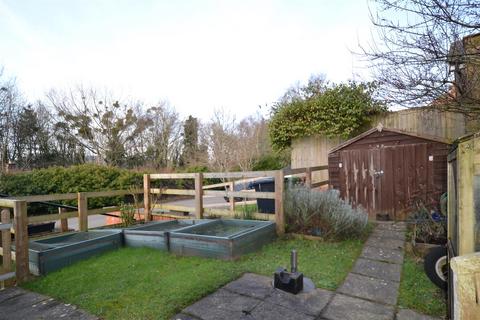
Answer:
[[26, 230, 123, 275], [122, 219, 208, 250], [169, 219, 276, 260]]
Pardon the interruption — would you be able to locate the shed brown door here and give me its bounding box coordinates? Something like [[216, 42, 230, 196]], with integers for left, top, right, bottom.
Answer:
[[339, 143, 434, 220]]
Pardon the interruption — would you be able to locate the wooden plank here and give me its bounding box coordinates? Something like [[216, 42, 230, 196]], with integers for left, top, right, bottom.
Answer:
[[151, 188, 196, 196], [275, 170, 285, 235], [83, 189, 142, 198], [203, 171, 277, 179], [27, 211, 77, 224], [458, 140, 475, 255], [77, 193, 88, 232], [0, 199, 16, 208], [203, 207, 274, 221], [154, 204, 195, 212], [311, 180, 329, 188], [203, 190, 275, 199], [14, 193, 77, 202], [1, 209, 13, 286], [229, 181, 235, 214], [144, 174, 151, 222], [59, 207, 68, 232], [203, 182, 231, 190], [13, 200, 29, 284], [150, 213, 191, 219], [150, 173, 196, 179], [194, 173, 204, 219], [305, 167, 312, 188], [87, 206, 121, 216]]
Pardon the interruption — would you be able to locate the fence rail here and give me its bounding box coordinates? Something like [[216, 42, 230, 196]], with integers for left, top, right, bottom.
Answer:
[[0, 165, 329, 287]]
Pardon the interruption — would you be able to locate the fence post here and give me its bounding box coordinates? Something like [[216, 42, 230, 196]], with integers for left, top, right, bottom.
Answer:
[[13, 200, 29, 284], [195, 173, 204, 219], [1, 209, 13, 286], [58, 207, 68, 232], [305, 167, 312, 188], [143, 174, 152, 221], [275, 170, 285, 235], [229, 181, 235, 215], [77, 193, 88, 232]]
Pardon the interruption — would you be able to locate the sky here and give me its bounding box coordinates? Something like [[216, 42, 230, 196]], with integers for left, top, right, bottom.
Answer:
[[0, 0, 374, 120]]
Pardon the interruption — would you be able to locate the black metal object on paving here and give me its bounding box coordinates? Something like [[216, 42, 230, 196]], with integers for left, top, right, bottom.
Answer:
[[274, 250, 304, 294]]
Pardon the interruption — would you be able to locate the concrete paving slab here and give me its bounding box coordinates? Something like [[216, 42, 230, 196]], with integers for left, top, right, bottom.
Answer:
[[352, 258, 402, 282], [337, 273, 399, 305], [321, 294, 395, 320], [183, 288, 261, 320], [370, 229, 406, 241], [396, 308, 442, 320], [223, 273, 274, 299], [365, 236, 405, 250], [376, 222, 407, 232], [250, 301, 315, 320], [0, 288, 97, 320], [264, 287, 333, 317], [360, 245, 404, 264]]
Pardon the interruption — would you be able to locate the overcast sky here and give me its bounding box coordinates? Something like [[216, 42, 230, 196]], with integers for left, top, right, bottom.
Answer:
[[0, 0, 375, 120]]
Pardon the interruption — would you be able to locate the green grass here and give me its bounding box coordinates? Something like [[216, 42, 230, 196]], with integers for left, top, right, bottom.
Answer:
[[23, 237, 364, 320], [398, 253, 447, 317]]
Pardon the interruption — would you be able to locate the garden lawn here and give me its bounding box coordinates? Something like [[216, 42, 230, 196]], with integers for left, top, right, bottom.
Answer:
[[23, 237, 364, 320], [398, 252, 446, 317]]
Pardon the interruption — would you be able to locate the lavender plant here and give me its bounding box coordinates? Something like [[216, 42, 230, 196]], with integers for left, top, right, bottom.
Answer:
[[284, 186, 368, 240]]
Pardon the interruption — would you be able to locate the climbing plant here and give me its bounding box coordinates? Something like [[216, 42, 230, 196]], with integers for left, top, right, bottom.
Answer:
[[269, 81, 386, 150]]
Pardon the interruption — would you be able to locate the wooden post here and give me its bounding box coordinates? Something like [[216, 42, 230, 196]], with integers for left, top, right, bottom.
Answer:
[[58, 207, 68, 232], [1, 209, 13, 286], [229, 181, 235, 215], [13, 200, 29, 284], [275, 170, 285, 235], [195, 172, 204, 219], [143, 174, 152, 222], [77, 192, 88, 232], [305, 167, 312, 188]]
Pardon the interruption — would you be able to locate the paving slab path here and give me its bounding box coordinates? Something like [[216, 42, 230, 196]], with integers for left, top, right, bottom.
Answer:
[[0, 287, 98, 320], [172, 222, 443, 320]]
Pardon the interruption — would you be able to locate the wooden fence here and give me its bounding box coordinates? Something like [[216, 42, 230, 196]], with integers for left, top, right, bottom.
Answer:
[[0, 165, 328, 287]]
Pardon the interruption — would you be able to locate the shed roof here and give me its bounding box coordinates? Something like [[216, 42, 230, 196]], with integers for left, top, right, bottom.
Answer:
[[328, 125, 452, 154]]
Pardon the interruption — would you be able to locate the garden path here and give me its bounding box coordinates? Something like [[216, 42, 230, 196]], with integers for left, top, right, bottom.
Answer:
[[0, 287, 98, 320], [172, 222, 442, 320]]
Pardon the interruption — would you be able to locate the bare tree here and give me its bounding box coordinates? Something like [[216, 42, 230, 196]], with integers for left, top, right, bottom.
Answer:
[[144, 101, 182, 168], [48, 86, 147, 166], [235, 113, 270, 171], [207, 109, 238, 172], [0, 69, 23, 170], [363, 0, 480, 114]]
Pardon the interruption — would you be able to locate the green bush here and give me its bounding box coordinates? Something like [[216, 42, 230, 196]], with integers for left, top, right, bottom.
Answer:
[[0, 164, 143, 213], [284, 186, 368, 240]]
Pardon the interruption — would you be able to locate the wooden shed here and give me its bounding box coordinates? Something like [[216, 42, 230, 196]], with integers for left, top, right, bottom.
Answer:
[[328, 126, 451, 220]]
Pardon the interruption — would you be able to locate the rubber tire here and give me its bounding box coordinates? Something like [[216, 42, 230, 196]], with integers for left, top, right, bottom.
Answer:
[[424, 246, 448, 291]]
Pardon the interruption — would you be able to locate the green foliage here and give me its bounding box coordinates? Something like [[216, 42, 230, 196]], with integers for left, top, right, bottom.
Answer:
[[0, 164, 143, 212], [398, 253, 446, 317], [251, 153, 288, 170], [23, 237, 364, 319], [284, 186, 369, 240], [119, 203, 137, 227], [269, 81, 386, 150]]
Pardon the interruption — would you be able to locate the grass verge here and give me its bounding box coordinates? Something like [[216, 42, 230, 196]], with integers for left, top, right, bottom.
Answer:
[[23, 237, 364, 320], [398, 252, 447, 317]]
